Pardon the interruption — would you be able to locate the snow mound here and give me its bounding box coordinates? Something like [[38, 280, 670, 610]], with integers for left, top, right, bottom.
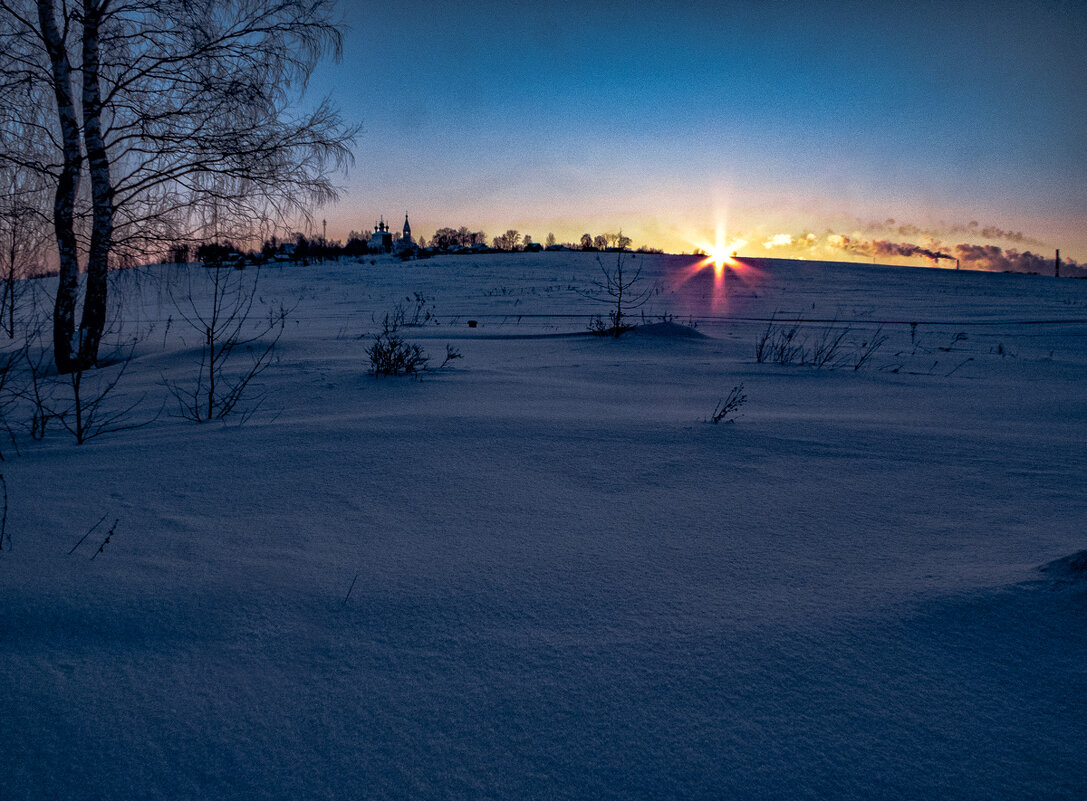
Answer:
[[1039, 550, 1087, 582], [630, 320, 707, 339]]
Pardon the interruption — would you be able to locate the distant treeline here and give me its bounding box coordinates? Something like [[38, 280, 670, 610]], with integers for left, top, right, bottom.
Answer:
[[181, 227, 664, 266], [421, 228, 659, 253]]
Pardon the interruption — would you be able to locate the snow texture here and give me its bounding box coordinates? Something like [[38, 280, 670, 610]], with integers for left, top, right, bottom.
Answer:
[[2, 253, 1085, 799]]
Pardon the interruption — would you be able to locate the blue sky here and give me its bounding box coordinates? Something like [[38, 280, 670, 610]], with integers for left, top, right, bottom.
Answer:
[[307, 0, 1087, 262]]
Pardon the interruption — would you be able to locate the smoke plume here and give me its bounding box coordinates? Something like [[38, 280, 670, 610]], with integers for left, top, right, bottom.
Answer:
[[824, 232, 1083, 275], [866, 218, 1045, 247], [951, 243, 1083, 274], [827, 234, 955, 264]]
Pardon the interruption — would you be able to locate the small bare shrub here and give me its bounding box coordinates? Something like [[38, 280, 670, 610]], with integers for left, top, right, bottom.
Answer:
[[164, 264, 287, 422], [366, 314, 461, 377], [367, 314, 429, 376], [64, 513, 121, 559], [439, 345, 463, 369], [587, 313, 633, 336], [12, 321, 148, 445], [711, 384, 747, 423], [755, 315, 805, 365], [755, 313, 884, 372], [59, 353, 148, 445]]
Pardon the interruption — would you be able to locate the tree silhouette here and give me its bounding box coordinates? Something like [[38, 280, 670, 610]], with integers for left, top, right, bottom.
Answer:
[[580, 252, 652, 337], [0, 0, 356, 371]]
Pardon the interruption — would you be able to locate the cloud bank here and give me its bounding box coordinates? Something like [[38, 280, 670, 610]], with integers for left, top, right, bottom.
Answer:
[[748, 219, 1083, 276]]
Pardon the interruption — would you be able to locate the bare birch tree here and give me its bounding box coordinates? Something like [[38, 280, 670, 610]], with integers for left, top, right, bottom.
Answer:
[[0, 0, 356, 372]]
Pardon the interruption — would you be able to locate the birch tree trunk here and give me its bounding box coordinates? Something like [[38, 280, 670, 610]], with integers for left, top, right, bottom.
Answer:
[[35, 0, 83, 372], [77, 0, 112, 367]]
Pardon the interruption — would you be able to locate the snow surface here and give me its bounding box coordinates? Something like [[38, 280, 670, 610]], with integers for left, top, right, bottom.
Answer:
[[2, 253, 1086, 799]]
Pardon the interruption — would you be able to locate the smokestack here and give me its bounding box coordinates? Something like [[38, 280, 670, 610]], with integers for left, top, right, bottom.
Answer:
[[956, 258, 960, 270], [1055, 249, 1060, 278]]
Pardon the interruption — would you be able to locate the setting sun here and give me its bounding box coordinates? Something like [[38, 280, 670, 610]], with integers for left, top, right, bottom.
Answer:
[[703, 242, 745, 274], [671, 227, 760, 312], [692, 222, 748, 276]]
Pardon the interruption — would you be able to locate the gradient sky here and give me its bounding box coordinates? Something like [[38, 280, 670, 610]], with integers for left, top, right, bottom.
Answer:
[[305, 0, 1087, 263]]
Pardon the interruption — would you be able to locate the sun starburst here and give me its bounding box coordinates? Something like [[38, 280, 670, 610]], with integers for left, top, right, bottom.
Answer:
[[669, 224, 763, 313]]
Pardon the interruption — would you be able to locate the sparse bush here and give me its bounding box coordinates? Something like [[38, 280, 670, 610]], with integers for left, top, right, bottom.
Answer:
[[710, 384, 747, 423], [91, 519, 119, 560], [59, 352, 148, 444], [755, 315, 805, 365], [367, 314, 429, 376], [164, 264, 287, 422], [366, 313, 461, 377], [11, 321, 148, 445], [755, 313, 885, 371], [64, 514, 120, 559]]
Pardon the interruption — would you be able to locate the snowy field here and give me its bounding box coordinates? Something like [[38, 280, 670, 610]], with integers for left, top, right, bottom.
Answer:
[[2, 252, 1086, 799]]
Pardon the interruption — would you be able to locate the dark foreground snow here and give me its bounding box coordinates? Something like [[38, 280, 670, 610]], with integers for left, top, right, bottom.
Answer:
[[2, 254, 1085, 798]]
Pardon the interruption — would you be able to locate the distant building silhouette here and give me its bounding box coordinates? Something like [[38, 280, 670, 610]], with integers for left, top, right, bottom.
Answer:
[[368, 217, 393, 253], [367, 213, 413, 254]]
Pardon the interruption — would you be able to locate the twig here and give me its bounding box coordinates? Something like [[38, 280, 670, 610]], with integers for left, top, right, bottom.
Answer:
[[945, 357, 974, 377], [68, 512, 108, 555], [343, 572, 359, 606], [90, 519, 119, 560], [0, 473, 7, 551]]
